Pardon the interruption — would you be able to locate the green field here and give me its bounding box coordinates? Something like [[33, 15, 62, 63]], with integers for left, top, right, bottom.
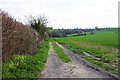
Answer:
[[54, 29, 118, 74]]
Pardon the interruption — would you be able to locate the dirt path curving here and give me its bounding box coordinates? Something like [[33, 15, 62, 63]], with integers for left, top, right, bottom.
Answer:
[[39, 42, 112, 78]]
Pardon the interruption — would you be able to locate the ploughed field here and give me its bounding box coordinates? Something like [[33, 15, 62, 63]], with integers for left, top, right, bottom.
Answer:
[[54, 29, 119, 75]]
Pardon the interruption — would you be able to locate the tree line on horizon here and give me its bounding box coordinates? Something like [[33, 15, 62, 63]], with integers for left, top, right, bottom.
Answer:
[[47, 27, 115, 37]]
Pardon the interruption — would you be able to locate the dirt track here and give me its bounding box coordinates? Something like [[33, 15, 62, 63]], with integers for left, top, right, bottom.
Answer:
[[40, 42, 112, 78]]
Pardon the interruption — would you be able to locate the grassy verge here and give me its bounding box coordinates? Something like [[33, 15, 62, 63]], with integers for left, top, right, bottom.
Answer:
[[2, 40, 50, 79], [52, 42, 71, 63], [83, 56, 117, 74]]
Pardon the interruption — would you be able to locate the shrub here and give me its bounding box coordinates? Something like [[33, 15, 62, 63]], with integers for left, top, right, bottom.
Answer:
[[27, 15, 48, 40], [1, 10, 39, 61]]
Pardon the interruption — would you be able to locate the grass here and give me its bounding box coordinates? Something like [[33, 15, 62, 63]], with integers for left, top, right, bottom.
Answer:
[[67, 30, 118, 48], [52, 42, 71, 63], [83, 56, 117, 74], [54, 29, 118, 75], [67, 33, 77, 37], [2, 39, 50, 79]]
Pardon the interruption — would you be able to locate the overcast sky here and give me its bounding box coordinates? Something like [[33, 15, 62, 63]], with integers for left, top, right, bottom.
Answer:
[[0, 0, 119, 29]]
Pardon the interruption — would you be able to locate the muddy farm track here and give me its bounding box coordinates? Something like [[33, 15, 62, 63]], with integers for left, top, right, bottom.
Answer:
[[39, 42, 117, 79]]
